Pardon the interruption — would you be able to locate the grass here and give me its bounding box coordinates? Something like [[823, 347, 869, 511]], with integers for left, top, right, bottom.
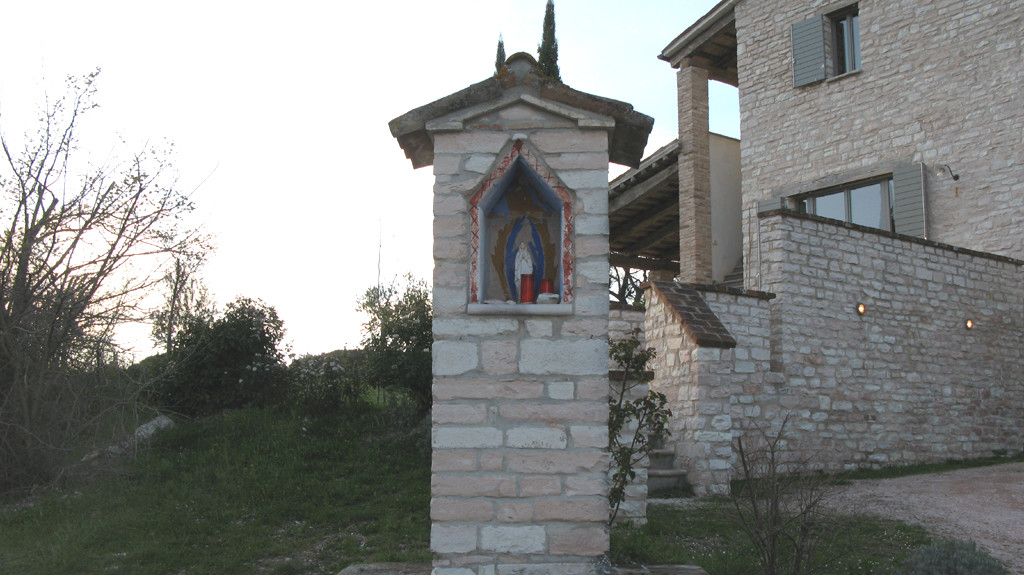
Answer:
[[610, 498, 931, 575], [2, 403, 1016, 575], [0, 405, 431, 575]]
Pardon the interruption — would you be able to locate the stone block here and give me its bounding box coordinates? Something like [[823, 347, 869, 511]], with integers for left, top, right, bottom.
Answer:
[[570, 425, 608, 448], [434, 132, 510, 154], [432, 451, 478, 472], [530, 129, 609, 154], [479, 525, 546, 554], [431, 523, 478, 554], [499, 402, 608, 424], [519, 475, 562, 496], [482, 340, 519, 376], [548, 526, 609, 556], [432, 339, 479, 376], [506, 451, 608, 474], [564, 476, 605, 497], [506, 427, 568, 449], [434, 317, 520, 337], [432, 404, 487, 425], [480, 452, 504, 472], [434, 380, 545, 400], [520, 339, 608, 376], [546, 381, 575, 400], [533, 498, 609, 522], [497, 501, 535, 522], [431, 498, 495, 522], [433, 427, 503, 449], [432, 474, 518, 497]]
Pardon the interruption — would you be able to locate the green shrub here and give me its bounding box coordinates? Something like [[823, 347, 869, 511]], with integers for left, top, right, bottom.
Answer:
[[287, 349, 365, 415], [894, 539, 1006, 575], [156, 297, 287, 416], [357, 276, 432, 414]]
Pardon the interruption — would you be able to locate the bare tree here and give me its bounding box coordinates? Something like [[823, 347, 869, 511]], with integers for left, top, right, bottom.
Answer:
[[150, 253, 213, 354], [0, 70, 200, 490], [731, 416, 840, 575], [609, 266, 647, 307]]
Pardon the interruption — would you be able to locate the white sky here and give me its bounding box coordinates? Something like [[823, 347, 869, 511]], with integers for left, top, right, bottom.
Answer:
[[0, 0, 738, 359]]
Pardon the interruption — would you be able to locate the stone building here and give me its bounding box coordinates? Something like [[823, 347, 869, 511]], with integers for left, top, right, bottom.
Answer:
[[611, 0, 1024, 495]]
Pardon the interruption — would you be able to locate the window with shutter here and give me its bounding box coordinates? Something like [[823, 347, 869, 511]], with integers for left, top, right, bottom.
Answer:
[[792, 16, 826, 87], [792, 3, 861, 87]]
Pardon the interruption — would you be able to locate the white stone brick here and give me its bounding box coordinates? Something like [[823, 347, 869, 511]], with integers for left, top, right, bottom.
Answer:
[[525, 319, 553, 338], [506, 427, 568, 449], [570, 425, 609, 448], [433, 427, 503, 449], [434, 317, 520, 337], [520, 339, 608, 375], [431, 524, 478, 554], [479, 525, 546, 554], [465, 154, 497, 174], [433, 340, 479, 376], [547, 381, 575, 400]]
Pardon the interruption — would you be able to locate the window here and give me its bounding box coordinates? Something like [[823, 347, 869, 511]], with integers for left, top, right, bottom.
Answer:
[[792, 3, 861, 87], [802, 178, 894, 231], [832, 7, 861, 75]]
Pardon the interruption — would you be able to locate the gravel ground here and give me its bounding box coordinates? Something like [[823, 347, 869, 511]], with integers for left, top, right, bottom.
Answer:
[[823, 462, 1024, 574]]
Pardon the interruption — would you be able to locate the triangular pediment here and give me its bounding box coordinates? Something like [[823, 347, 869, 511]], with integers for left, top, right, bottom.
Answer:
[[426, 93, 616, 133]]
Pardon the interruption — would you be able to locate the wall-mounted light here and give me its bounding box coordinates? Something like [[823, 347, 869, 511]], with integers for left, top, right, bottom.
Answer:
[[856, 303, 866, 315], [943, 164, 961, 181], [965, 319, 974, 330]]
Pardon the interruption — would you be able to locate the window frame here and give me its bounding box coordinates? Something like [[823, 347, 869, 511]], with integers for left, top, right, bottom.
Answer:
[[830, 5, 861, 76], [800, 176, 895, 232]]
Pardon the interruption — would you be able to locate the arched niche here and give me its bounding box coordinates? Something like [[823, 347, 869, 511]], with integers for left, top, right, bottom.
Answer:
[[470, 140, 573, 306]]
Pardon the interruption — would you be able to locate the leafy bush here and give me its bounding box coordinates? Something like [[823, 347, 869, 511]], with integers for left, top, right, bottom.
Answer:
[[608, 329, 670, 524], [287, 349, 365, 415], [156, 297, 287, 416], [357, 276, 432, 413], [893, 539, 1007, 575]]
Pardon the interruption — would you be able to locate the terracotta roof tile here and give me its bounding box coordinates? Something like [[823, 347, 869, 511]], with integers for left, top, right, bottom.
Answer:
[[649, 281, 736, 349]]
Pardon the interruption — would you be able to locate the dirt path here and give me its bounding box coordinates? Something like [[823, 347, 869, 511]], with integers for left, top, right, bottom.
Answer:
[[823, 462, 1024, 573]]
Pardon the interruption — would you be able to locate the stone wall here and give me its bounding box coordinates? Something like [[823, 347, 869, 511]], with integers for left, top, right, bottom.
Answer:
[[645, 284, 774, 495], [757, 211, 1024, 468], [645, 211, 1024, 493], [735, 0, 1024, 273], [430, 113, 613, 575]]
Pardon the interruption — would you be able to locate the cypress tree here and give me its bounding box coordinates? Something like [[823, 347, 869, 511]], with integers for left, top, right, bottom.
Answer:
[[495, 35, 507, 74], [537, 0, 561, 81]]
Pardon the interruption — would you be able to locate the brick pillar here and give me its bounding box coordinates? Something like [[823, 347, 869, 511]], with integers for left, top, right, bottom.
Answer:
[[677, 63, 713, 284], [430, 129, 612, 575]]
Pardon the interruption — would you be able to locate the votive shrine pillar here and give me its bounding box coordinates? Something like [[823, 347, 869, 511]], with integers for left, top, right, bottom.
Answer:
[[391, 53, 652, 575]]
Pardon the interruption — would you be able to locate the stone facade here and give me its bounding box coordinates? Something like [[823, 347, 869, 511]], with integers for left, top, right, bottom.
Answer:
[[735, 0, 1024, 271], [758, 211, 1024, 468], [644, 283, 774, 495], [632, 0, 1024, 497], [644, 211, 1024, 494]]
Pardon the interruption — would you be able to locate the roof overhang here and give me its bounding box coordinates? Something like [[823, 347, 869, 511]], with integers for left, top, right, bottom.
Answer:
[[659, 0, 739, 87], [608, 140, 681, 273]]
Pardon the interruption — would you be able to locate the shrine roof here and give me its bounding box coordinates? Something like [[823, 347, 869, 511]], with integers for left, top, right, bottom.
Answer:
[[389, 53, 654, 169]]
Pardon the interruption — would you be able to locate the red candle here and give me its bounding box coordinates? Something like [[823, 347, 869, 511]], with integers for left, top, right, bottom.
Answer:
[[520, 274, 535, 303], [539, 278, 554, 294]]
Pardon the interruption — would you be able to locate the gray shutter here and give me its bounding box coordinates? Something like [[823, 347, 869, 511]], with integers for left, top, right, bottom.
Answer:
[[792, 16, 826, 87], [892, 163, 926, 238]]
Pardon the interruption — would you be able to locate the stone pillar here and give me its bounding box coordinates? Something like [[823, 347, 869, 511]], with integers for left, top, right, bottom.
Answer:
[[430, 121, 613, 575], [391, 53, 651, 575], [677, 63, 713, 284]]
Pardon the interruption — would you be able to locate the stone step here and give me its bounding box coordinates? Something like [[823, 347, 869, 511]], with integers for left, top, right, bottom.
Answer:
[[648, 468, 688, 493]]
